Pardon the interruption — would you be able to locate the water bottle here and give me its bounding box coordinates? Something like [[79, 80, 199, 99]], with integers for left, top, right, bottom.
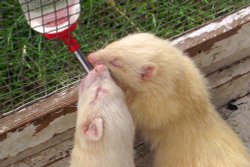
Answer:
[[18, 0, 92, 73], [19, 0, 80, 34]]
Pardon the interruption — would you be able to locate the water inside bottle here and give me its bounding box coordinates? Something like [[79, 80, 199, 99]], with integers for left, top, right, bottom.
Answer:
[[19, 0, 80, 34]]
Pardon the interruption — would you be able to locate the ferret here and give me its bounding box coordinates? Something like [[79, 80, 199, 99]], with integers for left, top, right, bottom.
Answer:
[[70, 64, 135, 167], [87, 33, 250, 167]]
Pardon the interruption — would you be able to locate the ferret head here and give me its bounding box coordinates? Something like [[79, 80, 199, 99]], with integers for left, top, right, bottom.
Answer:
[[87, 33, 180, 93], [78, 64, 121, 112], [76, 64, 129, 147]]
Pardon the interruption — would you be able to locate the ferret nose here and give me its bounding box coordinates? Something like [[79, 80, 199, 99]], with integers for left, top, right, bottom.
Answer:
[[88, 53, 99, 66], [94, 64, 107, 73]]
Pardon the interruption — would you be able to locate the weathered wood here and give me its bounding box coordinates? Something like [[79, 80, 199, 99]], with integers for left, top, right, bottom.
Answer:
[[0, 86, 78, 135], [8, 137, 73, 167], [48, 157, 70, 167], [192, 23, 250, 75], [211, 71, 250, 108], [1, 6, 250, 167], [207, 57, 250, 89], [7, 135, 152, 167], [208, 56, 250, 107], [8, 94, 250, 167], [0, 112, 75, 164], [1, 129, 74, 167], [219, 94, 250, 151], [172, 6, 250, 55]]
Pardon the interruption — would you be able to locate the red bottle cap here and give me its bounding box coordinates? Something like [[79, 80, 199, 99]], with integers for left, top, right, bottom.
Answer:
[[43, 22, 79, 53]]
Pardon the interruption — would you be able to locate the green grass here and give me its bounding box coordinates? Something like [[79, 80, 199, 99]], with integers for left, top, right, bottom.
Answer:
[[1, 0, 250, 114]]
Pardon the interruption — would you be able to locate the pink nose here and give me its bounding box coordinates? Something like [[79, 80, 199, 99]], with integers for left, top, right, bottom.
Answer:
[[94, 64, 107, 73], [88, 53, 99, 66]]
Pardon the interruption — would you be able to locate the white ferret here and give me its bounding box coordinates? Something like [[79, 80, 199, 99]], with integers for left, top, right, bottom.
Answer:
[[70, 64, 135, 167], [88, 33, 250, 167]]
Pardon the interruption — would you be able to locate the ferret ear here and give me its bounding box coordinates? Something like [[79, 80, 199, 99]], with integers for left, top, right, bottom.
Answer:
[[83, 117, 103, 141], [141, 62, 157, 80]]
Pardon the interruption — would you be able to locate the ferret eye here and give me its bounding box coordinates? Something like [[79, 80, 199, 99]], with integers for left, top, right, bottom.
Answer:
[[110, 59, 122, 68]]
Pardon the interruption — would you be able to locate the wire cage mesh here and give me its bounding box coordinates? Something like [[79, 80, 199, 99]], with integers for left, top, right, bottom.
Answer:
[[1, 0, 250, 116]]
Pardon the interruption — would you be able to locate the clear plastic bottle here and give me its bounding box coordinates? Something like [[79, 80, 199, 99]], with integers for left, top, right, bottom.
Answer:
[[19, 0, 80, 34]]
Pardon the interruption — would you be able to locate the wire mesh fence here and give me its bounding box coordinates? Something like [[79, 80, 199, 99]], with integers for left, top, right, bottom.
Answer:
[[1, 0, 250, 116]]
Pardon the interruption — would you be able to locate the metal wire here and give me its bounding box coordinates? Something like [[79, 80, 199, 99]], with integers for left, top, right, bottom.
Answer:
[[1, 0, 250, 115]]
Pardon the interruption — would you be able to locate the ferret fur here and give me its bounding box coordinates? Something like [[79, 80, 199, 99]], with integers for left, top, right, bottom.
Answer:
[[70, 65, 135, 167], [88, 33, 250, 167]]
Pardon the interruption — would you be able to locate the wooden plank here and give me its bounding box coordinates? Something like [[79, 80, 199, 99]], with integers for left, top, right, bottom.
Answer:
[[207, 56, 250, 107], [0, 112, 75, 164], [48, 157, 70, 167], [211, 72, 250, 108], [9, 137, 73, 167], [0, 129, 74, 167], [219, 94, 250, 151], [192, 22, 250, 75], [0, 86, 78, 135], [8, 135, 152, 167], [172, 6, 250, 55], [9, 94, 250, 167], [207, 56, 250, 89]]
